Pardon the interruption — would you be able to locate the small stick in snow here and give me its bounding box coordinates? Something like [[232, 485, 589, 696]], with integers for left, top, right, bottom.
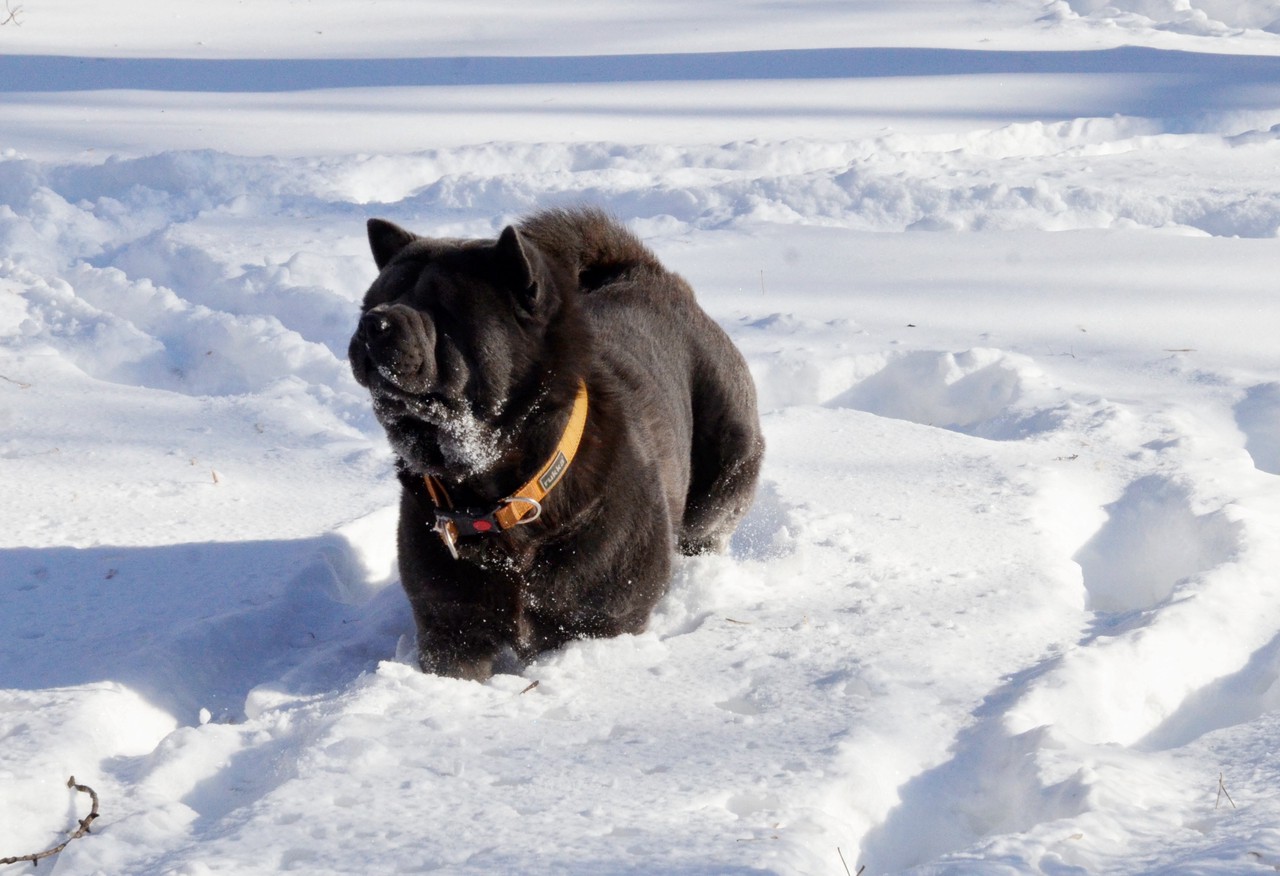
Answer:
[[0, 1, 21, 26], [829, 850, 860, 876], [1216, 773, 1236, 810], [0, 374, 32, 389], [0, 776, 100, 867], [519, 680, 539, 695]]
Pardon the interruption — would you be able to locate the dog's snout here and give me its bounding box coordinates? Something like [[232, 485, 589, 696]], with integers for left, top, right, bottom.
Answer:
[[352, 304, 435, 392], [360, 307, 397, 342]]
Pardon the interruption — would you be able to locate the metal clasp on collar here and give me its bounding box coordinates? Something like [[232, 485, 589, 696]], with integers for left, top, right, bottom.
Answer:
[[432, 497, 540, 560], [433, 517, 460, 560], [504, 496, 542, 525]]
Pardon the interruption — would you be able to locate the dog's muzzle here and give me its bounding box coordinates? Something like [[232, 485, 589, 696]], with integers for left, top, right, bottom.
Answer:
[[354, 304, 435, 392]]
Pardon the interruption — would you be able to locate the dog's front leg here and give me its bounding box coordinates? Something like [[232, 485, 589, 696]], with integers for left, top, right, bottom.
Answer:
[[397, 493, 520, 681], [407, 585, 520, 681]]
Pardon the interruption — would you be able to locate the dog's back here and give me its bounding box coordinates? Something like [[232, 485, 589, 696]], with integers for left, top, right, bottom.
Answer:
[[523, 208, 764, 555]]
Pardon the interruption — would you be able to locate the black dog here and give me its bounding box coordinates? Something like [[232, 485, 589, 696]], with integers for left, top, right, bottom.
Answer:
[[349, 208, 763, 680]]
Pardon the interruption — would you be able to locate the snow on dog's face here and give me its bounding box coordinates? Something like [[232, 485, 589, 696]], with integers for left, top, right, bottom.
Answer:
[[349, 219, 554, 478]]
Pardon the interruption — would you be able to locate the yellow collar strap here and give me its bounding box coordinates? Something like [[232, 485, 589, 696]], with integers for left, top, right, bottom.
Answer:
[[424, 380, 589, 558]]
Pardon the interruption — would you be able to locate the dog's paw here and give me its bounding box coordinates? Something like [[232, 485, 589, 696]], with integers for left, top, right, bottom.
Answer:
[[420, 649, 496, 683]]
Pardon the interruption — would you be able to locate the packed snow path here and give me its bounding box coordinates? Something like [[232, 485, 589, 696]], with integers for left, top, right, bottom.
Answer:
[[4, 1, 1280, 873]]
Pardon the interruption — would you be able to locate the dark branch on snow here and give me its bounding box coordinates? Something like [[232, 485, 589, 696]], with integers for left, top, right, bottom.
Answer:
[[0, 777, 100, 868]]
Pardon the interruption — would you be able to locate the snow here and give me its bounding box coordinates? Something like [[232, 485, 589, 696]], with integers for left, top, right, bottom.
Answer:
[[3, 0, 1280, 872]]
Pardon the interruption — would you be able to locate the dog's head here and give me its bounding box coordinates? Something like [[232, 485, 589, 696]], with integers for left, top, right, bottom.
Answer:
[[349, 219, 575, 477]]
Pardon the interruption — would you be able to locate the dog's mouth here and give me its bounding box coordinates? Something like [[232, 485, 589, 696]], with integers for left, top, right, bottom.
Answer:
[[368, 382, 466, 436], [369, 382, 447, 416], [370, 386, 504, 477], [355, 344, 433, 398]]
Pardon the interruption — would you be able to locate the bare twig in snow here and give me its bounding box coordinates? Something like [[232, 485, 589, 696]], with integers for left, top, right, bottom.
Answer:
[[0, 1, 22, 26], [519, 680, 539, 695], [0, 374, 32, 389], [837, 847, 865, 876], [1216, 773, 1236, 810], [0, 777, 100, 867]]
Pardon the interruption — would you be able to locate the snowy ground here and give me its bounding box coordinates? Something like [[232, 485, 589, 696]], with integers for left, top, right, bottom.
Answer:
[[4, 1, 1280, 873]]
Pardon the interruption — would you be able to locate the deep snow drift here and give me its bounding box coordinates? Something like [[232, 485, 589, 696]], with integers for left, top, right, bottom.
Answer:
[[3, 1, 1280, 873]]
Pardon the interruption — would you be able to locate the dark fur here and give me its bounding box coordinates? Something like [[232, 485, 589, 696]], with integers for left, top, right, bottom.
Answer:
[[349, 207, 763, 680]]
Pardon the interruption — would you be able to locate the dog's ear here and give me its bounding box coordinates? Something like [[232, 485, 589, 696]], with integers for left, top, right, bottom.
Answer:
[[496, 225, 540, 313], [367, 219, 418, 270]]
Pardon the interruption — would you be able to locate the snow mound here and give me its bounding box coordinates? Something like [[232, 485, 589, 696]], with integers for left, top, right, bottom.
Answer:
[[0, 685, 175, 854], [1235, 382, 1280, 474], [1074, 474, 1241, 612], [827, 348, 1055, 440], [0, 507, 404, 726]]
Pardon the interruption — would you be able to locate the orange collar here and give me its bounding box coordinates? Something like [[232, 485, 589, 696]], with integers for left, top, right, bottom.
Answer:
[[421, 380, 589, 559]]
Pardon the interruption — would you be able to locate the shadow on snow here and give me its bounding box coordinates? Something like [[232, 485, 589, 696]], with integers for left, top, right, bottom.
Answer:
[[3, 46, 1280, 116], [0, 535, 410, 726]]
